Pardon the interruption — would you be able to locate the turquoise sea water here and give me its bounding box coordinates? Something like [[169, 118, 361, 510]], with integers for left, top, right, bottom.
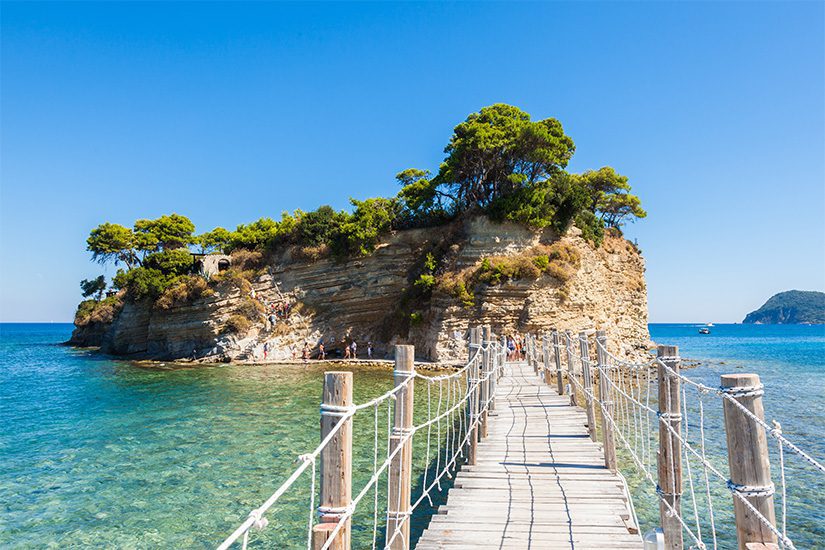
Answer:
[[633, 323, 825, 548], [1, 323, 823, 548]]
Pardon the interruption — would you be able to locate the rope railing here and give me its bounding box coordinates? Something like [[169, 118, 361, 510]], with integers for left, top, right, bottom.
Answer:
[[529, 328, 824, 550], [218, 326, 506, 550]]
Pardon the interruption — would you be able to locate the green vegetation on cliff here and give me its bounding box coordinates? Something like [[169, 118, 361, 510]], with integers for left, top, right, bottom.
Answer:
[[76, 104, 646, 323], [742, 290, 825, 324]]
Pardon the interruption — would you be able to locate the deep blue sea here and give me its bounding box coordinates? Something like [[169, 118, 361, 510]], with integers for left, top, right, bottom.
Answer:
[[1, 323, 823, 548]]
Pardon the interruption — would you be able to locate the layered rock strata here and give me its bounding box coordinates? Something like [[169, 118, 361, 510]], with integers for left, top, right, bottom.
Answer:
[[70, 217, 650, 362]]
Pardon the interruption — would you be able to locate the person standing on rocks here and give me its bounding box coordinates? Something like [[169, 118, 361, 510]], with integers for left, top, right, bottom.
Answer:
[[318, 342, 325, 360], [350, 340, 357, 359], [367, 341, 373, 359]]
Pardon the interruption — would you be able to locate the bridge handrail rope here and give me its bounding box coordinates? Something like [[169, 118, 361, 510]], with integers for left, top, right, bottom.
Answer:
[[218, 329, 505, 550], [534, 333, 825, 550]]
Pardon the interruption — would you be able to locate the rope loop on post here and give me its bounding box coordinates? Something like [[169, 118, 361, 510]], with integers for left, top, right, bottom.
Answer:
[[719, 384, 764, 398], [320, 403, 356, 418], [657, 411, 683, 421], [726, 480, 775, 498], [317, 503, 355, 520], [655, 484, 683, 498]]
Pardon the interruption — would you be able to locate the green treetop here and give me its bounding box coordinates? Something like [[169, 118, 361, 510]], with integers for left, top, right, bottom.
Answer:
[[87, 222, 138, 269], [80, 275, 107, 300], [133, 213, 195, 252]]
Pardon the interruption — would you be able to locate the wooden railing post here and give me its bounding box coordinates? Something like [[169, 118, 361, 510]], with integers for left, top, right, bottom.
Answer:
[[579, 331, 597, 442], [565, 331, 576, 406], [313, 371, 353, 550], [480, 325, 491, 438], [596, 330, 617, 472], [657, 345, 683, 550], [552, 330, 564, 395], [721, 373, 778, 550], [542, 334, 553, 386], [467, 327, 480, 465], [386, 345, 415, 550], [500, 335, 507, 379], [531, 334, 538, 374], [488, 328, 497, 412]]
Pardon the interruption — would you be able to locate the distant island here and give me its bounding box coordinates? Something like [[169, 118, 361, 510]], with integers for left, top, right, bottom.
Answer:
[[743, 290, 825, 324]]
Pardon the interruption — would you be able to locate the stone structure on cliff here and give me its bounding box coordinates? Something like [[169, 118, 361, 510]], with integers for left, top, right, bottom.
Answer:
[[70, 217, 650, 363]]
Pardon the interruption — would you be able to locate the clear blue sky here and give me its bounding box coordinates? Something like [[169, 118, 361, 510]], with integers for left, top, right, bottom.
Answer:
[[1, 1, 823, 323]]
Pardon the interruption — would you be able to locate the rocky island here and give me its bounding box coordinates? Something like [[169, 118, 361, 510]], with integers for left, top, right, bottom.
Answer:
[[68, 104, 651, 362], [742, 290, 825, 324]]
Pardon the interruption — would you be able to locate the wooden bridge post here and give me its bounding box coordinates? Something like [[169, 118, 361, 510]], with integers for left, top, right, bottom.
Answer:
[[313, 371, 353, 550], [596, 330, 618, 472], [480, 325, 491, 438], [720, 373, 778, 550], [579, 332, 598, 442], [467, 327, 481, 465], [552, 330, 564, 395], [531, 334, 538, 374], [500, 335, 507, 380], [386, 345, 415, 550], [488, 328, 497, 412], [542, 334, 553, 386], [657, 345, 683, 550], [565, 331, 577, 406]]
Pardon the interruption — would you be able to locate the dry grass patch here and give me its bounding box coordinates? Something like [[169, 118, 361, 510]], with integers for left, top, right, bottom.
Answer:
[[292, 243, 331, 262], [223, 314, 252, 334], [74, 296, 124, 326], [155, 276, 214, 310]]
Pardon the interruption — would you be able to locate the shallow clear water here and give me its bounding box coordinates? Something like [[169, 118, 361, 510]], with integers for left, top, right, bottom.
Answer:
[[1, 323, 823, 548], [0, 323, 424, 548]]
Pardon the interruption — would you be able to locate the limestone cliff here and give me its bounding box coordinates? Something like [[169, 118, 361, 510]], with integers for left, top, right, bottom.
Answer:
[[69, 217, 650, 362]]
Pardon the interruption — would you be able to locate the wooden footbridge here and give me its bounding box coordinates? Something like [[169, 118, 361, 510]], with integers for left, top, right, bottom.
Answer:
[[219, 326, 821, 550], [415, 361, 640, 549]]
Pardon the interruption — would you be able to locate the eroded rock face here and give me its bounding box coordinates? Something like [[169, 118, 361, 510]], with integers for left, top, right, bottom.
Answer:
[[69, 217, 650, 362]]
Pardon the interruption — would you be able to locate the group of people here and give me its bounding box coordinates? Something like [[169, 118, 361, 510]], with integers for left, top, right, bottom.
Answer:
[[340, 339, 375, 360], [263, 300, 294, 331], [506, 334, 528, 361], [279, 339, 375, 362]]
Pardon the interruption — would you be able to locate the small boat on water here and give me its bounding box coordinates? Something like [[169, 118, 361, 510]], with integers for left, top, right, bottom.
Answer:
[[699, 327, 711, 334], [706, 322, 714, 327]]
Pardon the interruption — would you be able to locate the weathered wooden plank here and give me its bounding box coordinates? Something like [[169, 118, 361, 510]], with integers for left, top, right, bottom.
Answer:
[[415, 362, 641, 549]]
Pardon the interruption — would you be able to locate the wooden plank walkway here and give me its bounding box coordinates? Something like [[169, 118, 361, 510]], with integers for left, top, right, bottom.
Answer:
[[415, 362, 642, 550]]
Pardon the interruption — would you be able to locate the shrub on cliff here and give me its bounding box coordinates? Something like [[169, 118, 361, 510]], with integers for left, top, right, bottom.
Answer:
[[439, 241, 581, 308], [155, 276, 213, 310], [293, 244, 330, 262], [223, 314, 251, 334], [229, 249, 264, 272], [330, 197, 398, 257], [74, 295, 124, 327], [237, 297, 265, 320], [476, 256, 542, 285], [113, 249, 194, 301], [211, 268, 254, 294], [293, 206, 349, 248]]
